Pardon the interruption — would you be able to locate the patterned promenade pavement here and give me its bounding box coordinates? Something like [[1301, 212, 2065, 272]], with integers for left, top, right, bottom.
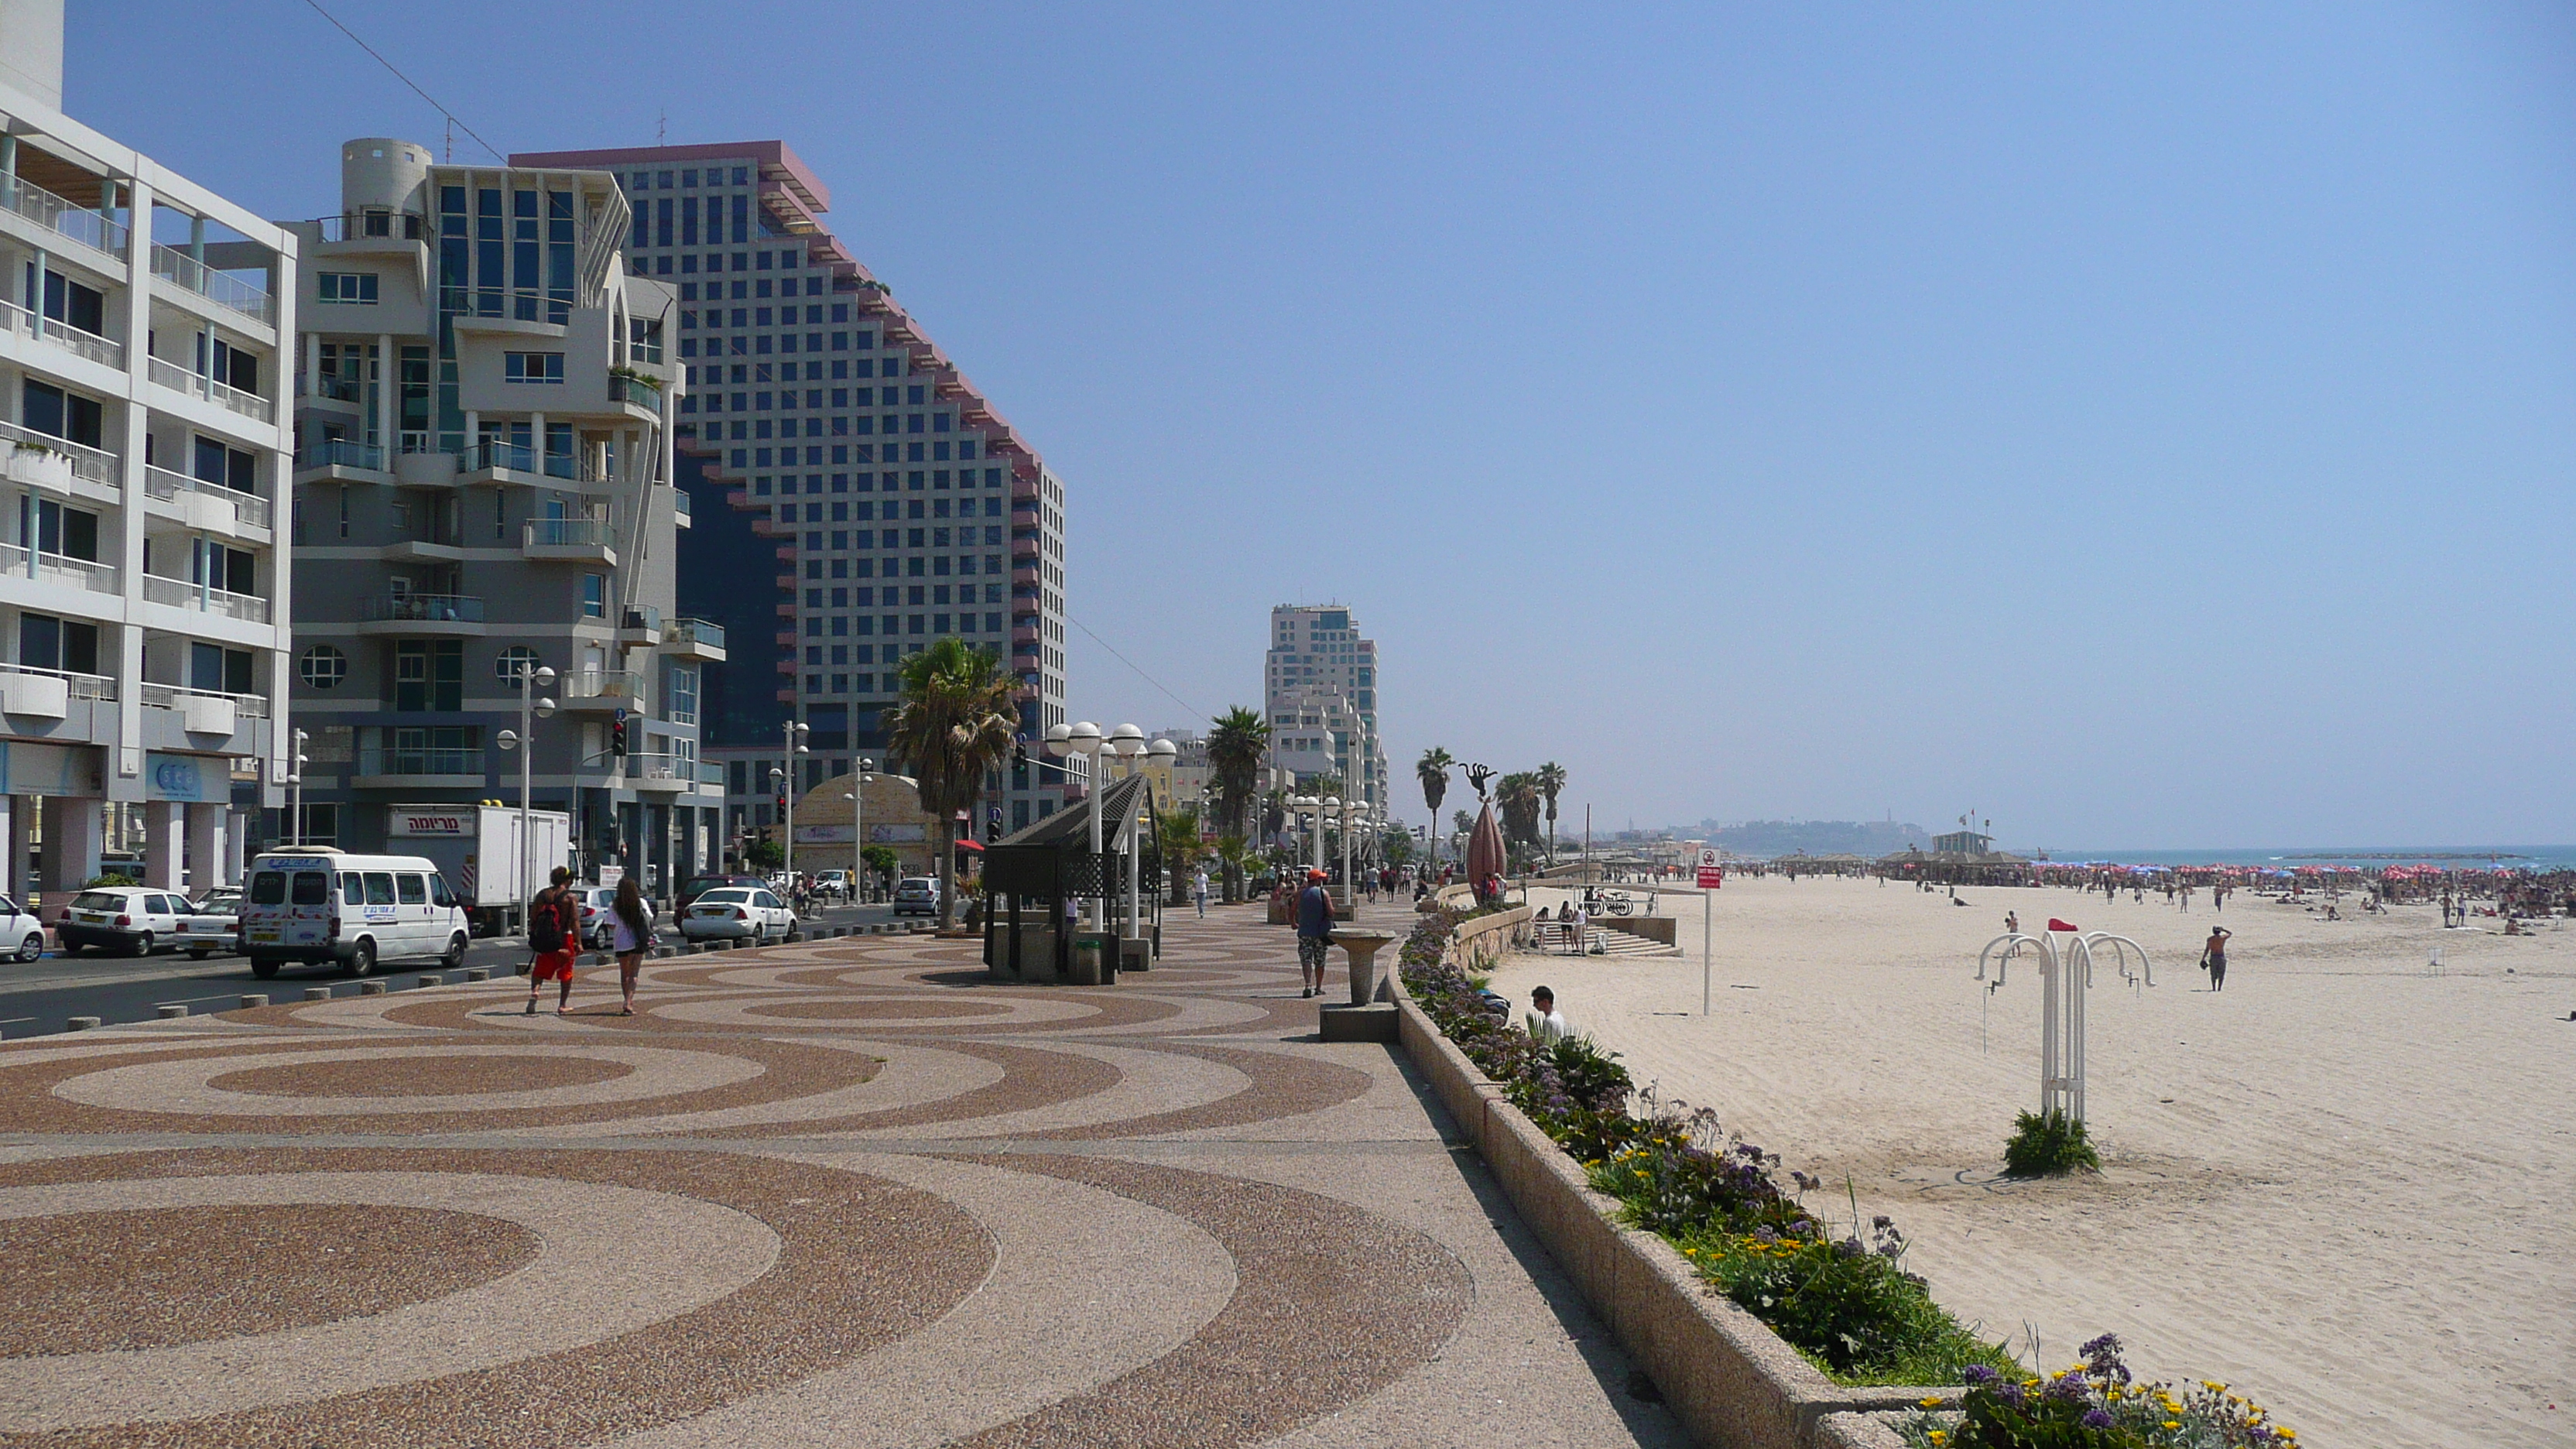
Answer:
[[0, 900, 1688, 1448]]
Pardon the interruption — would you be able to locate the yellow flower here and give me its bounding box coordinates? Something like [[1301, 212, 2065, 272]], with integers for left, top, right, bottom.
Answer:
[[2163, 1420, 2181, 1431], [1918, 1397, 1944, 1410], [1927, 1434, 1947, 1447]]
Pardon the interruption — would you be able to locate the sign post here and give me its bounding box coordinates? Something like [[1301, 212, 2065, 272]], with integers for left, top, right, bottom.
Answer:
[[1695, 849, 1724, 1014]]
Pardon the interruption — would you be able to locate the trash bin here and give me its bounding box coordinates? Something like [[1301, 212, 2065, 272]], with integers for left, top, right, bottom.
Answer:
[[1071, 931, 1113, 985]]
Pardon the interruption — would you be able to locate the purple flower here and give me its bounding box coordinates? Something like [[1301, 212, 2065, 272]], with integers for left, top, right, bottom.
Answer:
[[1961, 1365, 1999, 1387], [2082, 1409, 2114, 1429]]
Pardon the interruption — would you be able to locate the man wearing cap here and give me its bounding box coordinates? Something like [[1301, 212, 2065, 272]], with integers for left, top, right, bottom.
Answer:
[[1296, 868, 1335, 999]]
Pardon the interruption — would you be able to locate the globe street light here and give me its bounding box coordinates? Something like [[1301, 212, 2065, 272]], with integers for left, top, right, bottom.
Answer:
[[497, 659, 556, 913], [1064, 722, 1103, 927], [781, 719, 810, 882], [846, 755, 875, 902]]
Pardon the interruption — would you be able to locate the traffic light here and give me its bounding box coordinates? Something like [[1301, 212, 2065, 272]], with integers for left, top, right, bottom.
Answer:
[[610, 718, 629, 757]]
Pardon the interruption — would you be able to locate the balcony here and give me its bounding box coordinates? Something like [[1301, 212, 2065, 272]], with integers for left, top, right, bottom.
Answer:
[[149, 357, 274, 424], [143, 466, 272, 533], [662, 617, 727, 662], [625, 752, 707, 792], [0, 663, 113, 721], [354, 746, 485, 790], [0, 420, 118, 492], [618, 605, 662, 644], [140, 573, 271, 625], [608, 372, 663, 415], [295, 437, 387, 478], [0, 543, 118, 596], [152, 245, 276, 327], [0, 296, 125, 371], [140, 683, 266, 741], [558, 670, 646, 711], [457, 440, 593, 485], [314, 211, 426, 245], [522, 516, 616, 565], [356, 593, 486, 636], [673, 489, 692, 529], [0, 174, 128, 262]]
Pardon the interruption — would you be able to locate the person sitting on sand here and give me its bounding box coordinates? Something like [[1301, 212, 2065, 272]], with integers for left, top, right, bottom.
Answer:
[[2201, 926, 2232, 992], [1525, 985, 1571, 1045]]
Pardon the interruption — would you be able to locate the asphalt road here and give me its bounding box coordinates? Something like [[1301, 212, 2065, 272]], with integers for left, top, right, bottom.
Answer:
[[0, 901, 912, 1038]]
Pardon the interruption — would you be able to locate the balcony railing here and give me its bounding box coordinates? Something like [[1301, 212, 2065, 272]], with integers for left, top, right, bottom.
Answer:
[[438, 286, 572, 326], [608, 372, 663, 412], [0, 296, 125, 369], [664, 617, 725, 651], [140, 573, 271, 624], [143, 466, 273, 530], [364, 593, 485, 623], [524, 517, 611, 549], [308, 373, 363, 404], [296, 437, 385, 474], [151, 245, 275, 325], [149, 357, 274, 423], [0, 420, 117, 489], [673, 489, 693, 522], [357, 746, 483, 778], [139, 683, 269, 719], [700, 761, 727, 785], [314, 211, 426, 242], [0, 543, 118, 594], [457, 440, 592, 481], [622, 752, 701, 783], [0, 661, 115, 701], [620, 604, 661, 634], [0, 174, 127, 259], [560, 670, 646, 701]]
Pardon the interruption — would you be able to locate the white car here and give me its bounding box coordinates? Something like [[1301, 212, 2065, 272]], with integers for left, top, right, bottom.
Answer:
[[679, 886, 801, 946], [57, 887, 197, 957], [176, 886, 243, 959], [569, 886, 621, 951], [0, 894, 46, 962], [892, 876, 941, 916]]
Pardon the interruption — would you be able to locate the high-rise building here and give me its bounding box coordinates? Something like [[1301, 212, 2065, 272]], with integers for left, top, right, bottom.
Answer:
[[0, 13, 296, 895], [1262, 605, 1386, 809], [506, 142, 1074, 861], [283, 140, 718, 886]]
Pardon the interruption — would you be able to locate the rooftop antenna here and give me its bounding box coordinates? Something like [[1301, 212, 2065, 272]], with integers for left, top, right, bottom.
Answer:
[[657, 109, 666, 146], [443, 117, 451, 163]]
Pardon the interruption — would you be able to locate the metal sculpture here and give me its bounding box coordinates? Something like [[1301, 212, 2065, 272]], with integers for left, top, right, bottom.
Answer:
[[1975, 923, 2151, 1123]]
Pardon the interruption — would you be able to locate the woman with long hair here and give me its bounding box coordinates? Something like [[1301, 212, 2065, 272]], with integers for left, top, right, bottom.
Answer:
[[610, 875, 656, 1016]]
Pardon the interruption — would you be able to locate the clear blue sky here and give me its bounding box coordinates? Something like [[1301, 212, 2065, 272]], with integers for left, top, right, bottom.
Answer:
[[68, 2, 2576, 848]]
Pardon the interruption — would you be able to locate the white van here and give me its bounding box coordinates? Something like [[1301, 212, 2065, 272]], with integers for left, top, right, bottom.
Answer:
[[238, 848, 471, 979]]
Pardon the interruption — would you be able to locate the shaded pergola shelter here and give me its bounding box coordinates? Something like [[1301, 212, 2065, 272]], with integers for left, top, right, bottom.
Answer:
[[980, 772, 1162, 981]]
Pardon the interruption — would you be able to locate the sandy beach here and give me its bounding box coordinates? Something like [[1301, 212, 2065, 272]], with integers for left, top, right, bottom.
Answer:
[[1486, 874, 2574, 1449]]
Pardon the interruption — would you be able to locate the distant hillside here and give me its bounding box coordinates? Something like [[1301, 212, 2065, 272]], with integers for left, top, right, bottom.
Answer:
[[1694, 820, 1927, 858]]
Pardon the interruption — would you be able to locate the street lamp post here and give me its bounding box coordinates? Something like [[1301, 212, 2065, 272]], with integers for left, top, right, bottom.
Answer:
[[496, 659, 557, 912], [846, 755, 874, 902], [1062, 721, 1103, 927], [1108, 725, 1145, 940], [286, 728, 309, 848], [780, 719, 810, 880]]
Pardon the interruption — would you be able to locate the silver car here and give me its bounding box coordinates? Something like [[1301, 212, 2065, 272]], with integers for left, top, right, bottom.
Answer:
[[678, 887, 801, 945], [892, 876, 941, 916]]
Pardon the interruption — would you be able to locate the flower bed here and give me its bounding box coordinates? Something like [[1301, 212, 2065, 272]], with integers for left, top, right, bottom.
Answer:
[[1896, 1337, 2296, 1448], [1397, 907, 2290, 1440]]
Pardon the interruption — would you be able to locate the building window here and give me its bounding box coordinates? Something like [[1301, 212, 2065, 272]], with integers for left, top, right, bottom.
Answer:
[[394, 640, 464, 711], [20, 613, 98, 676], [505, 351, 564, 383], [317, 272, 379, 303], [582, 574, 607, 618], [494, 645, 542, 683], [299, 644, 348, 690]]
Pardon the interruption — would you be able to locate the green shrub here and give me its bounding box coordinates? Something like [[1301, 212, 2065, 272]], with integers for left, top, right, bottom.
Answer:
[[2003, 1110, 2100, 1177], [1896, 1336, 2297, 1447], [84, 873, 135, 889]]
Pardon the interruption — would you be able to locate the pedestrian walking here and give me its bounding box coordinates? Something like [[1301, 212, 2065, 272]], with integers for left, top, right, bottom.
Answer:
[[2201, 925, 2232, 992], [1295, 867, 1334, 999], [524, 867, 578, 1016], [1192, 868, 1209, 918], [610, 875, 656, 1016]]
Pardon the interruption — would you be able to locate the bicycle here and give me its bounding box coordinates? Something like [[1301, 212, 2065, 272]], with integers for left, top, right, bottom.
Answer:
[[1585, 889, 1634, 917]]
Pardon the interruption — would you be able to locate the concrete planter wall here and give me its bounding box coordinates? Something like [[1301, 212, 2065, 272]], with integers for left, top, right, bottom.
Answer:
[[1392, 946, 1958, 1449], [1444, 904, 1533, 972]]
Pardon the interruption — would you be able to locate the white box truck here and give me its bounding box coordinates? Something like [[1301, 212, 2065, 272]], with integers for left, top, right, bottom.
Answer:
[[385, 804, 570, 937]]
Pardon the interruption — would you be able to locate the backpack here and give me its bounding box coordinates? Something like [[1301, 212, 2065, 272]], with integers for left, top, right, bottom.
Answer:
[[529, 890, 569, 952]]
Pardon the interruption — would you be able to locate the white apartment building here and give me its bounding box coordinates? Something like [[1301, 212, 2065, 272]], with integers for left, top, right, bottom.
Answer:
[[1263, 604, 1386, 809], [0, 15, 294, 896], [283, 140, 717, 891]]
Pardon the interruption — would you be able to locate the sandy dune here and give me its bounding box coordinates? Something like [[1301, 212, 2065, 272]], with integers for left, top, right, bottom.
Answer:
[[1486, 874, 2575, 1449]]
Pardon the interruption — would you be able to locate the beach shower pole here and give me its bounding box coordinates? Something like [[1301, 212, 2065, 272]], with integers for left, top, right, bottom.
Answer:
[[1702, 886, 1711, 1016]]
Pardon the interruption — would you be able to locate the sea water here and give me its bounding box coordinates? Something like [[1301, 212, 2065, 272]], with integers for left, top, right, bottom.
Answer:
[[2048, 845, 2576, 871]]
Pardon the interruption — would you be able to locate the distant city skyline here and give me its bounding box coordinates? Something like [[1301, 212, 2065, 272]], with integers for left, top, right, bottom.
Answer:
[[67, 2, 2576, 848]]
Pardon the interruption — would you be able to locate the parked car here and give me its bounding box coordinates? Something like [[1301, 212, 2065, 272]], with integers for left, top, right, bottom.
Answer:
[[678, 886, 800, 945], [176, 885, 244, 959], [238, 850, 472, 978], [0, 894, 46, 961], [568, 886, 619, 951], [892, 876, 942, 916], [677, 873, 767, 915], [57, 887, 199, 957]]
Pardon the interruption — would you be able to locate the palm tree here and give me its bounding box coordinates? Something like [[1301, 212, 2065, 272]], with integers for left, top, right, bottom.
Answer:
[[1535, 762, 1567, 866], [883, 639, 1019, 928], [1154, 805, 1204, 904], [1498, 772, 1543, 852], [1205, 705, 1269, 840], [1416, 748, 1454, 866], [1213, 833, 1251, 903]]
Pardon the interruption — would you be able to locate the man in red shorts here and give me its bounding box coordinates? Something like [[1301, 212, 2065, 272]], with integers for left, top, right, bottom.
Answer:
[[525, 866, 579, 1016]]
